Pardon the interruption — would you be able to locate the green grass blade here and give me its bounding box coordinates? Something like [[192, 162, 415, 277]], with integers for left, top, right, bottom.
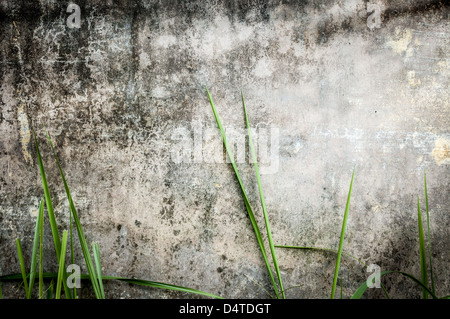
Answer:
[[0, 272, 224, 299], [331, 169, 355, 299], [275, 245, 366, 266], [103, 276, 224, 299], [93, 243, 105, 299], [244, 274, 275, 299], [417, 197, 429, 299], [47, 280, 54, 299], [38, 199, 44, 299], [280, 285, 304, 294], [70, 206, 77, 299], [55, 230, 68, 299], [45, 130, 101, 299], [15, 238, 29, 298], [242, 92, 285, 298], [424, 172, 435, 294], [27, 199, 44, 298], [206, 87, 280, 298], [351, 270, 437, 299], [33, 129, 72, 299], [0, 282, 2, 299]]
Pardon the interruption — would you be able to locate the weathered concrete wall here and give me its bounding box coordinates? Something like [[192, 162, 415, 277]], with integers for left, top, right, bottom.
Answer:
[[0, 0, 448, 298]]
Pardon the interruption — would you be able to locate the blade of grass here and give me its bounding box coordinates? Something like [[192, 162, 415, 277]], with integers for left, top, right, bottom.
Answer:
[[45, 130, 101, 299], [33, 129, 72, 299], [276, 244, 390, 298], [331, 169, 355, 299], [0, 272, 224, 299], [47, 280, 54, 299], [243, 274, 275, 299], [280, 285, 304, 294], [206, 87, 280, 298], [242, 92, 285, 298], [92, 243, 105, 299], [417, 196, 429, 299], [27, 199, 44, 298], [15, 238, 29, 298], [69, 205, 77, 299], [0, 282, 2, 299], [38, 198, 44, 299], [351, 270, 437, 299], [55, 230, 68, 299], [424, 172, 435, 294]]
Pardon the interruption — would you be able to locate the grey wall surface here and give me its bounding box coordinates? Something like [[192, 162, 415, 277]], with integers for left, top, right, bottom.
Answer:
[[0, 0, 448, 298]]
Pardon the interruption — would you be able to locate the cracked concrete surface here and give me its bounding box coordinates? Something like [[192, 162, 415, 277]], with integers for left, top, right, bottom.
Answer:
[[0, 1, 449, 298]]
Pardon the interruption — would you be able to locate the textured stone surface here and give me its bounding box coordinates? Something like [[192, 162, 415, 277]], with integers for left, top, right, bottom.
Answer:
[[0, 0, 449, 298]]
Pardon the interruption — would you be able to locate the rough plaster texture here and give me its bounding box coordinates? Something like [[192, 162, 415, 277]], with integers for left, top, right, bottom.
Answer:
[[0, 0, 449, 298]]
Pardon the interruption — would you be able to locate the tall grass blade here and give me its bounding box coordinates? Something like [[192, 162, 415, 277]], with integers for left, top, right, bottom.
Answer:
[[417, 197, 429, 299], [45, 130, 101, 299], [206, 87, 280, 298], [242, 92, 285, 298], [38, 199, 44, 299], [33, 129, 72, 299], [27, 199, 44, 298], [331, 169, 355, 299], [102, 276, 224, 299], [0, 282, 2, 299], [93, 243, 105, 299], [0, 272, 224, 299], [351, 270, 437, 299], [15, 238, 29, 298], [424, 172, 435, 294], [56, 230, 68, 299]]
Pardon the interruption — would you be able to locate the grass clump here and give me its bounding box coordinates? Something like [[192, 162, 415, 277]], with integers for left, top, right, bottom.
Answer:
[[0, 129, 222, 300], [277, 169, 447, 299], [331, 169, 354, 299], [206, 88, 448, 299], [1, 90, 447, 300], [207, 88, 286, 298]]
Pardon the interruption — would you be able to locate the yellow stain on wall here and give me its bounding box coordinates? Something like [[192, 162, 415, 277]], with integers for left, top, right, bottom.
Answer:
[[386, 28, 412, 55], [407, 70, 421, 87], [432, 137, 450, 166], [17, 103, 33, 165]]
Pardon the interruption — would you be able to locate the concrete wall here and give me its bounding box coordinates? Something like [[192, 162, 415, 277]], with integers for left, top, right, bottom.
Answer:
[[0, 0, 448, 298]]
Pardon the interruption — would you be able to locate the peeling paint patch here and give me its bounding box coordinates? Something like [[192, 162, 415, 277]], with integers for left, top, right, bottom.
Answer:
[[432, 137, 450, 166], [17, 103, 33, 165]]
